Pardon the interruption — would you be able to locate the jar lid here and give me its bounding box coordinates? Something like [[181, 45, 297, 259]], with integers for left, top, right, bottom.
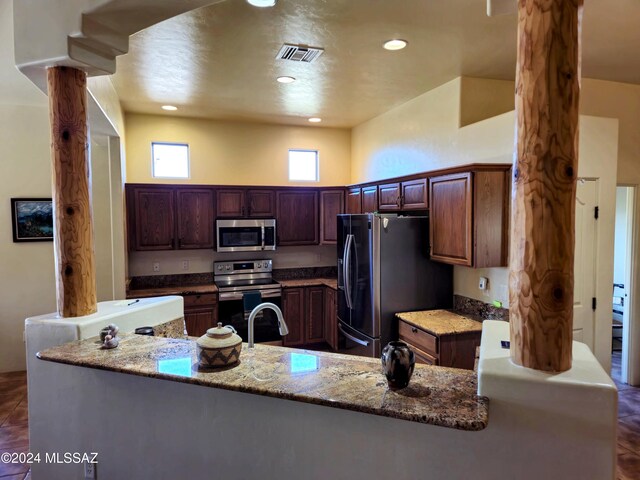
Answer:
[[197, 323, 242, 350], [206, 322, 235, 338]]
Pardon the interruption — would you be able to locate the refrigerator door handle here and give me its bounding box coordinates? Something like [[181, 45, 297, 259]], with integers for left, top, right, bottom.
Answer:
[[344, 234, 354, 309], [338, 323, 370, 347]]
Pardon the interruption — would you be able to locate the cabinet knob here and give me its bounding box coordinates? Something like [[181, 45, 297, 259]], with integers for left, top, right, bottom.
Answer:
[[411, 327, 418, 333]]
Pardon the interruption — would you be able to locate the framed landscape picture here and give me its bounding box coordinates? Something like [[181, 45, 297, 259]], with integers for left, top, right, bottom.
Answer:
[[11, 198, 54, 242]]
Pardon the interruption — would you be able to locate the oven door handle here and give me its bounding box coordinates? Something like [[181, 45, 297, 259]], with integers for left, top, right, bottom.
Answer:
[[261, 225, 265, 250], [338, 324, 369, 347], [218, 290, 282, 302]]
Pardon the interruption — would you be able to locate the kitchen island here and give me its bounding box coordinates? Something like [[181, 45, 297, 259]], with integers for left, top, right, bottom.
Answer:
[[29, 321, 617, 480]]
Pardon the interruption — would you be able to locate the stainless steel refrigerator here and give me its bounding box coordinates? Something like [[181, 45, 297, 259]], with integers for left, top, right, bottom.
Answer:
[[337, 214, 453, 357]]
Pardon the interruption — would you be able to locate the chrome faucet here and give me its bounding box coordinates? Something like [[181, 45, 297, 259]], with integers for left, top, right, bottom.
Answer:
[[247, 302, 289, 348]]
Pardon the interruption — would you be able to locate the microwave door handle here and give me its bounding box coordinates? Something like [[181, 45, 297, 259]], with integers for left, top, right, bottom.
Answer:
[[261, 225, 265, 250], [338, 324, 369, 347]]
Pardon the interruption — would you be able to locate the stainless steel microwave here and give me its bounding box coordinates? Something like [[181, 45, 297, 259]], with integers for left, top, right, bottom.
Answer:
[[216, 219, 276, 252]]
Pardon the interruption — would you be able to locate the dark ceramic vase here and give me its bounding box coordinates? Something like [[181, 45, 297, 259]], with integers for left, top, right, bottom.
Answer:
[[381, 341, 415, 390]]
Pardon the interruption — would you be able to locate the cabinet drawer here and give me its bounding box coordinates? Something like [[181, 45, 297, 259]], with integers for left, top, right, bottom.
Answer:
[[183, 293, 217, 307], [407, 343, 439, 366], [399, 320, 438, 355]]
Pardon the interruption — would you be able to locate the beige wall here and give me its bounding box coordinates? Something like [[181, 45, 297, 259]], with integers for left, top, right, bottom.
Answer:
[[125, 113, 351, 186], [459, 77, 515, 127], [351, 77, 619, 369]]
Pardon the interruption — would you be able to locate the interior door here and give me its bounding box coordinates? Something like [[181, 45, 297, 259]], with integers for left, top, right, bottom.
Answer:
[[573, 179, 598, 348]]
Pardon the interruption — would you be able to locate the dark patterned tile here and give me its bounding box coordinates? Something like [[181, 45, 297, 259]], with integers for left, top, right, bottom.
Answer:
[[4, 400, 28, 427], [618, 415, 640, 452], [619, 390, 640, 418], [617, 453, 640, 480], [0, 425, 29, 449], [0, 381, 26, 397], [0, 396, 23, 427], [0, 372, 26, 384]]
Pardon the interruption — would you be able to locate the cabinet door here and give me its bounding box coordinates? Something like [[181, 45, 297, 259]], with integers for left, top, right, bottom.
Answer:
[[176, 189, 214, 249], [216, 189, 245, 217], [305, 287, 325, 344], [361, 186, 378, 213], [320, 190, 344, 245], [429, 173, 473, 266], [401, 178, 428, 210], [276, 190, 319, 245], [378, 183, 401, 211], [247, 189, 275, 218], [473, 171, 509, 268], [184, 306, 216, 337], [346, 187, 362, 214], [132, 187, 175, 250], [282, 288, 305, 347], [324, 287, 338, 350]]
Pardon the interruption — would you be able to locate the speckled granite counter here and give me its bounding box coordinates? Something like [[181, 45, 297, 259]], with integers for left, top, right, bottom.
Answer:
[[396, 310, 483, 336], [37, 333, 488, 431], [278, 277, 338, 289], [127, 284, 218, 299]]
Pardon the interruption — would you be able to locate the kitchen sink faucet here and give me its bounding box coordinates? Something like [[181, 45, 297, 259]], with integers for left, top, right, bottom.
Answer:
[[247, 302, 289, 348]]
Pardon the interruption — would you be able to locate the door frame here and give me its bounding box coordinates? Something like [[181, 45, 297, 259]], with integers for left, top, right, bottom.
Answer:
[[617, 184, 638, 385]]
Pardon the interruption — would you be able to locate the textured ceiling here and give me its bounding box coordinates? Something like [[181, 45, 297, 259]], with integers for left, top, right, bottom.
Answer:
[[111, 0, 640, 128]]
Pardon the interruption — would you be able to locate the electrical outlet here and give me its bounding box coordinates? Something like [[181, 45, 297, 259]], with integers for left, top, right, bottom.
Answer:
[[153, 262, 160, 272], [478, 277, 488, 290], [84, 461, 96, 479], [182, 260, 189, 270]]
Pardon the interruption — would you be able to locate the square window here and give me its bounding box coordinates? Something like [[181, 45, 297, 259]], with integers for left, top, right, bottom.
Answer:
[[152, 142, 189, 178], [288, 149, 318, 182]]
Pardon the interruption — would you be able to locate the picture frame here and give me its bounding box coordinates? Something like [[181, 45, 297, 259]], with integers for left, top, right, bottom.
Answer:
[[10, 198, 54, 242]]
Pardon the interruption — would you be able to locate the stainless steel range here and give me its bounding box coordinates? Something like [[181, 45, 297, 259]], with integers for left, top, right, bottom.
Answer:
[[214, 260, 282, 344]]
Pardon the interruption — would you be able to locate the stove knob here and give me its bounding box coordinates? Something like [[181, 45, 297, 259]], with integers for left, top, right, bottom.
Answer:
[[256, 262, 262, 268], [217, 265, 223, 271], [225, 265, 231, 271]]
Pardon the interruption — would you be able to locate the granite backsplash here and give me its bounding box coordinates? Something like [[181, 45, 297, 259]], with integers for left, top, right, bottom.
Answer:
[[453, 294, 509, 322], [129, 272, 214, 290], [273, 266, 337, 280]]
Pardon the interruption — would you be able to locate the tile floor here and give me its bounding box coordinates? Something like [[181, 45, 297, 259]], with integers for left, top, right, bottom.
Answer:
[[0, 361, 638, 479]]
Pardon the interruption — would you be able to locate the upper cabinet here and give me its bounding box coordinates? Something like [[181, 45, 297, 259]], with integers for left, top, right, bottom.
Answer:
[[429, 168, 509, 268], [378, 178, 428, 211], [176, 189, 214, 249], [361, 186, 378, 213], [127, 185, 214, 251], [216, 188, 275, 218], [320, 190, 344, 245], [276, 190, 319, 245], [346, 187, 362, 214]]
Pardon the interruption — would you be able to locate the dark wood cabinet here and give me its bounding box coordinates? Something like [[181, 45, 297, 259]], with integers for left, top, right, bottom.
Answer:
[[401, 178, 428, 210], [398, 318, 481, 370], [378, 182, 401, 211], [361, 186, 378, 213], [176, 189, 214, 249], [324, 287, 338, 350], [346, 187, 362, 214], [305, 287, 325, 343], [183, 293, 218, 337], [246, 189, 275, 217], [282, 288, 305, 347], [276, 190, 319, 245], [429, 169, 509, 267], [216, 189, 245, 217], [378, 179, 427, 211], [320, 190, 344, 245], [130, 187, 175, 250]]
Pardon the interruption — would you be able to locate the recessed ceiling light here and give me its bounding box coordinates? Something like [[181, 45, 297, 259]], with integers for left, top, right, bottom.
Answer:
[[277, 76, 296, 84], [308, 117, 322, 123], [383, 39, 408, 51], [246, 0, 276, 7], [161, 105, 178, 111]]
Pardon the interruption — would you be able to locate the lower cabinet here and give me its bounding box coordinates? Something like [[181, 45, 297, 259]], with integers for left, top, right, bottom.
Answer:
[[282, 286, 338, 349], [398, 318, 481, 370], [183, 293, 218, 337]]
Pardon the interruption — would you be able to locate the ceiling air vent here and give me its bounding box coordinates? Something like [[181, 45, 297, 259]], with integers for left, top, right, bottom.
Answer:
[[276, 44, 324, 63]]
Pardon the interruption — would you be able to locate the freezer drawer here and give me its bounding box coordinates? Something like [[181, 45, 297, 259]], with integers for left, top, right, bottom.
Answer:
[[337, 321, 380, 358]]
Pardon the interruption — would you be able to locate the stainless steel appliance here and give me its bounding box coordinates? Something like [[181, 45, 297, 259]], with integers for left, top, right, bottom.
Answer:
[[214, 260, 282, 343], [337, 214, 453, 357], [216, 219, 276, 252]]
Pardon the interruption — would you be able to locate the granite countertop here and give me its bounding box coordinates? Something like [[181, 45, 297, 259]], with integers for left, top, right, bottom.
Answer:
[[127, 284, 218, 299], [396, 310, 483, 336], [278, 277, 338, 290], [37, 334, 488, 431]]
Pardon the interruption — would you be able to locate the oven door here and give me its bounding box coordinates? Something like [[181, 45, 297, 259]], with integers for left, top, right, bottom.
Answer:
[[217, 295, 282, 344], [216, 219, 264, 252]]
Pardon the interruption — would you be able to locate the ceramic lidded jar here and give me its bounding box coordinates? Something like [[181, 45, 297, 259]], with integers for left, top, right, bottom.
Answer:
[[381, 341, 415, 390], [196, 323, 242, 368]]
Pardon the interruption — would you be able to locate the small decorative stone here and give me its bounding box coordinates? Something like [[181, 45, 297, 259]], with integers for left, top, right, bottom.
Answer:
[[101, 323, 120, 349]]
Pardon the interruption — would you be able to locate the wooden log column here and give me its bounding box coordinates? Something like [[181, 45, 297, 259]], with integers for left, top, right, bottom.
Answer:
[[47, 67, 97, 317], [509, 0, 583, 372]]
